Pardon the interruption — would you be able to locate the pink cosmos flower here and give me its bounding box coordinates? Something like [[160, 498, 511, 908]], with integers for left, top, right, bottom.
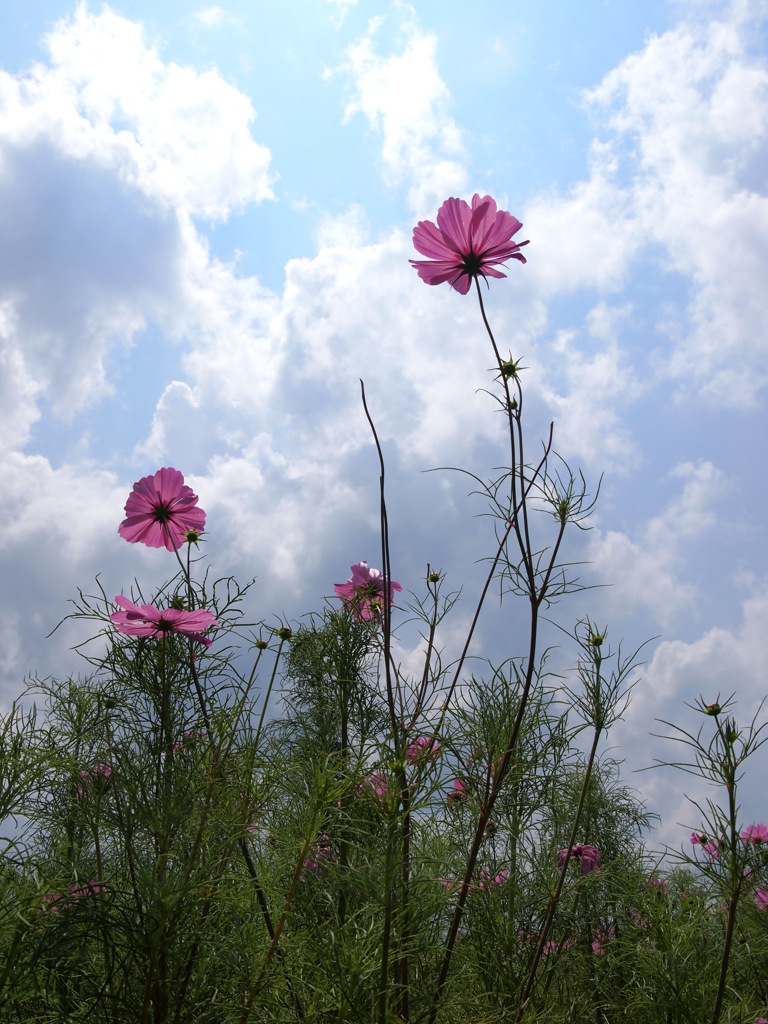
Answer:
[[447, 779, 469, 807], [410, 194, 529, 295], [690, 831, 721, 858], [592, 925, 614, 955], [77, 762, 112, 797], [363, 772, 390, 801], [406, 736, 441, 765], [118, 467, 206, 552], [304, 834, 336, 874], [333, 561, 403, 622], [742, 823, 768, 844], [111, 596, 218, 647], [557, 844, 601, 875], [644, 876, 669, 894], [755, 889, 768, 910]]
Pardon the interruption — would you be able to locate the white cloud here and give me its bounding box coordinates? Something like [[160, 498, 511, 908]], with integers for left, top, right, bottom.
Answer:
[[0, 4, 275, 432], [326, 0, 358, 29], [192, 6, 228, 29], [586, 460, 727, 627], [613, 583, 768, 850], [0, 3, 274, 221], [332, 10, 467, 214], [583, 8, 768, 405]]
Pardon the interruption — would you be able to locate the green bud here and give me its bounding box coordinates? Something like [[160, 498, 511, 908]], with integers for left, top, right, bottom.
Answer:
[[589, 633, 605, 648], [275, 627, 293, 641], [428, 571, 441, 583], [704, 702, 722, 717], [255, 639, 269, 650]]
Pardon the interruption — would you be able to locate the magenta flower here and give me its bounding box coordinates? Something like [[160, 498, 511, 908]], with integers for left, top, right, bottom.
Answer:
[[447, 779, 469, 807], [558, 844, 601, 875], [592, 925, 614, 955], [756, 889, 768, 910], [644, 876, 669, 894], [406, 735, 441, 765], [333, 561, 403, 622], [304, 834, 336, 874], [118, 467, 206, 552], [410, 193, 529, 295], [111, 596, 217, 647], [742, 823, 768, 844], [362, 772, 390, 801]]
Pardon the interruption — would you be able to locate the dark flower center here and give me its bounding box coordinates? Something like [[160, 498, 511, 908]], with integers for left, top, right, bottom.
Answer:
[[461, 250, 484, 277], [153, 502, 173, 524]]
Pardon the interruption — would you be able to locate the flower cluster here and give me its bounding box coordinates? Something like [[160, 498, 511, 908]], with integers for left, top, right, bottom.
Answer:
[[113, 469, 217, 647], [77, 762, 112, 797], [304, 835, 336, 874], [40, 879, 106, 914], [441, 868, 508, 893]]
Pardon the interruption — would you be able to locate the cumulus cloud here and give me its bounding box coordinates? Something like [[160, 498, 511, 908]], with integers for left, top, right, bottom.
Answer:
[[326, 0, 358, 29], [586, 460, 727, 627], [331, 9, 467, 214], [0, 3, 274, 220], [584, 6, 768, 405], [613, 582, 768, 850], [191, 6, 228, 29]]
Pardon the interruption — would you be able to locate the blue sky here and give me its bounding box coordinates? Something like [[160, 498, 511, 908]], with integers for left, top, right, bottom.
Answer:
[[1, 0, 767, 852]]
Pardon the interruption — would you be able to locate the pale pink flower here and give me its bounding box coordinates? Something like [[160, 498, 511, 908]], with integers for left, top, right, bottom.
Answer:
[[77, 762, 112, 797], [755, 889, 768, 910], [644, 876, 669, 894], [410, 194, 529, 295], [334, 561, 402, 622], [363, 772, 390, 801], [592, 925, 614, 955], [742, 823, 768, 844], [406, 736, 440, 765], [476, 868, 508, 890], [558, 844, 601, 874], [447, 779, 469, 807], [119, 467, 205, 551], [304, 835, 336, 874], [111, 596, 217, 647], [691, 831, 721, 858]]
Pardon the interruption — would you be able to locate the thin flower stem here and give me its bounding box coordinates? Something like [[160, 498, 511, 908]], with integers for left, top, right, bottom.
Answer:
[[377, 817, 398, 1024], [515, 724, 602, 1022], [710, 737, 741, 1024], [434, 422, 553, 739], [254, 638, 285, 746], [239, 834, 314, 1024], [359, 381, 399, 749]]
